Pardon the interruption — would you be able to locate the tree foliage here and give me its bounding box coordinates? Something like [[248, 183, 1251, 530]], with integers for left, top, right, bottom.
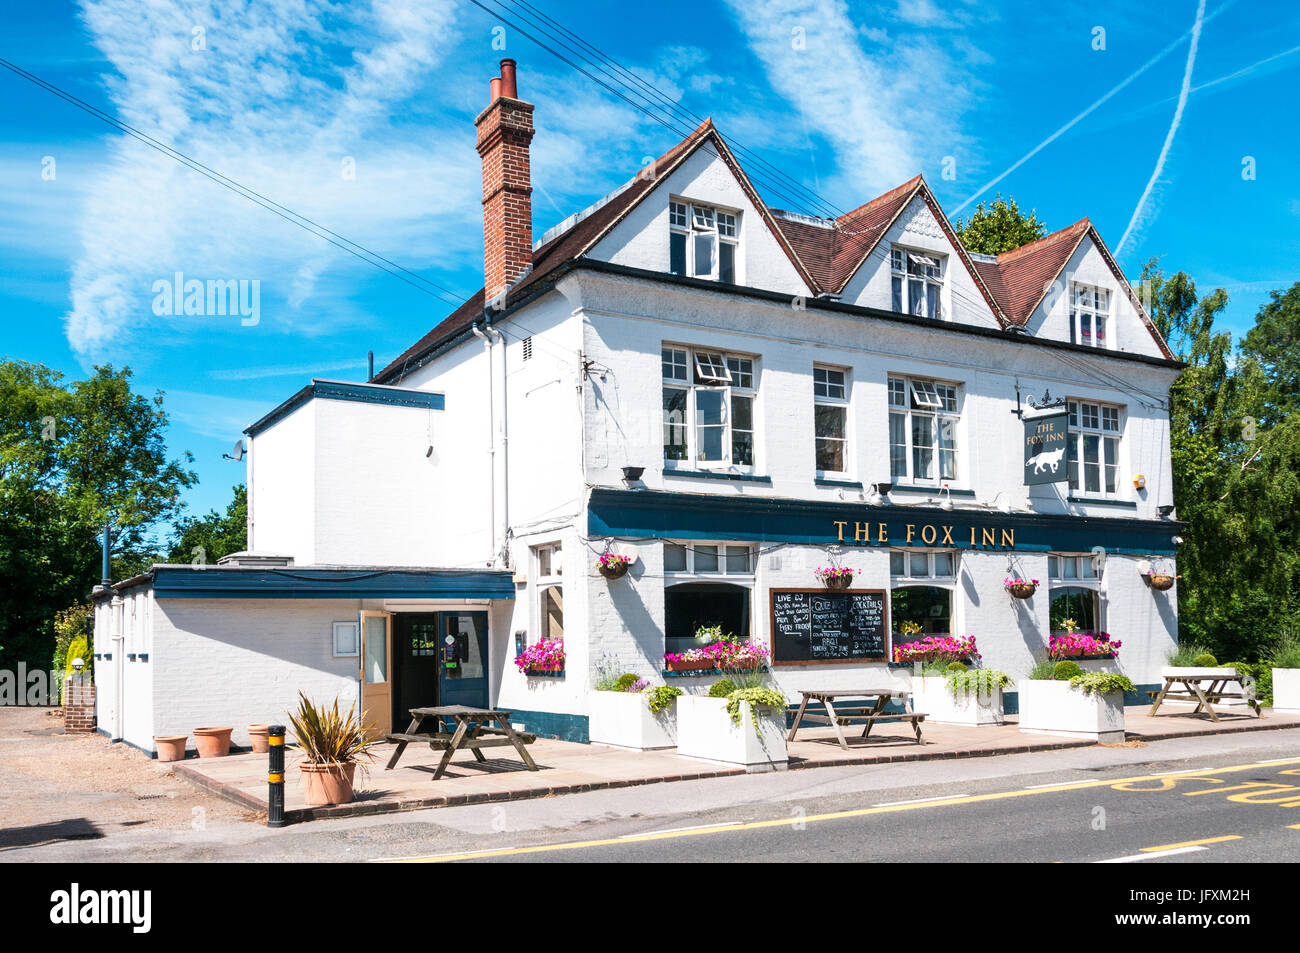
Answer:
[[955, 194, 1048, 255], [0, 361, 196, 670], [168, 484, 247, 565]]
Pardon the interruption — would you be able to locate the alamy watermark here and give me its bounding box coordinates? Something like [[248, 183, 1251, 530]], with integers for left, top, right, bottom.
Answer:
[[152, 272, 260, 326]]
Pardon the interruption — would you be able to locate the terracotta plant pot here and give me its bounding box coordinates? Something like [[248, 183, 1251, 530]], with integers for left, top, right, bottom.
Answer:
[[820, 575, 854, 590], [527, 664, 564, 674], [665, 659, 714, 673], [154, 735, 188, 762], [193, 727, 233, 758], [1007, 582, 1037, 599], [247, 724, 270, 754], [597, 560, 631, 579], [301, 761, 357, 806], [1147, 573, 1176, 591]]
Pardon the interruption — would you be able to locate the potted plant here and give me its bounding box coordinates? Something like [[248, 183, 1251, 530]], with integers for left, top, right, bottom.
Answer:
[[153, 734, 188, 762], [911, 661, 1012, 727], [515, 637, 565, 675], [1271, 634, 1300, 714], [814, 566, 855, 590], [676, 679, 788, 770], [287, 691, 378, 807], [1142, 570, 1178, 591], [1161, 647, 1238, 681], [1048, 632, 1122, 662], [589, 671, 681, 750], [1004, 576, 1039, 599], [892, 634, 979, 666], [664, 649, 715, 673], [596, 552, 634, 579], [193, 726, 233, 758], [1017, 658, 1132, 743]]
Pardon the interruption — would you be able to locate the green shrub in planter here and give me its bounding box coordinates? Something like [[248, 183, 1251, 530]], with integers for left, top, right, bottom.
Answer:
[[708, 678, 736, 698], [1068, 672, 1136, 696], [1052, 660, 1084, 680], [613, 673, 640, 692], [946, 668, 1012, 697], [645, 685, 683, 714], [946, 661, 968, 673], [1193, 653, 1218, 667]]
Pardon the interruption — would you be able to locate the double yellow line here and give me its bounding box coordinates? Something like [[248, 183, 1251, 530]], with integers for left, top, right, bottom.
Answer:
[[383, 757, 1300, 863]]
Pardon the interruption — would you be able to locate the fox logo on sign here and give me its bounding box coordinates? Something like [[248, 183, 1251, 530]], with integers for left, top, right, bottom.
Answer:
[[1024, 412, 1069, 486]]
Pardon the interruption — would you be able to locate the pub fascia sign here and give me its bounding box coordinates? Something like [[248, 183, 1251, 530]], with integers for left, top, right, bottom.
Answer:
[[832, 519, 1015, 549]]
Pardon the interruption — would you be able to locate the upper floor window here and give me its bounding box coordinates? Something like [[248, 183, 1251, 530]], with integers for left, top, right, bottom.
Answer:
[[891, 246, 943, 319], [888, 376, 960, 484], [1067, 400, 1122, 496], [813, 365, 849, 475], [1069, 283, 1110, 348], [670, 200, 738, 283], [662, 346, 755, 469]]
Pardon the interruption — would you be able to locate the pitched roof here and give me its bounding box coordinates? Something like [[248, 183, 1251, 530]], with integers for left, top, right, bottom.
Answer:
[[970, 218, 1092, 326]]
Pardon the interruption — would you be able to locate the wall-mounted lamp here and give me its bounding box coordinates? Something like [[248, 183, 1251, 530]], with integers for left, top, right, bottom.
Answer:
[[621, 466, 645, 485], [1158, 504, 1175, 519], [936, 484, 953, 511], [870, 482, 893, 505], [1171, 535, 1184, 546]]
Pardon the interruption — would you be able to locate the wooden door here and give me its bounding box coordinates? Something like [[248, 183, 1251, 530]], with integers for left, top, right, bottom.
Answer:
[[359, 610, 393, 735]]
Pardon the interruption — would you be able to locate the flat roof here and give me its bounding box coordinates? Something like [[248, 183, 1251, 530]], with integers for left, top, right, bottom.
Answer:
[[95, 565, 514, 601]]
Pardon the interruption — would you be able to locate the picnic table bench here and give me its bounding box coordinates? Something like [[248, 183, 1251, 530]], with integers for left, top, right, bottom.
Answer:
[[384, 705, 539, 780], [1147, 672, 1262, 721], [788, 688, 926, 749]]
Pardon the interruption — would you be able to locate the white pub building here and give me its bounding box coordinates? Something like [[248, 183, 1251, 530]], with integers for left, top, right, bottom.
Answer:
[[93, 61, 1183, 750]]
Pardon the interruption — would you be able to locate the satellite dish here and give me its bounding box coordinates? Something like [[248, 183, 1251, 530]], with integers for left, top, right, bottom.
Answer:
[[223, 439, 246, 462]]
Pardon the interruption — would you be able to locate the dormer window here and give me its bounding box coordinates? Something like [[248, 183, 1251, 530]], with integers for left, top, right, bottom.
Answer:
[[1069, 283, 1110, 347], [891, 246, 944, 319], [670, 200, 738, 283]]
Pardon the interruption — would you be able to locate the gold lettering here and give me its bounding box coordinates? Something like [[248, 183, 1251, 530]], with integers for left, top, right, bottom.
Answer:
[[854, 522, 870, 543], [940, 525, 954, 544], [834, 520, 847, 542], [878, 523, 888, 542], [906, 524, 916, 543], [981, 528, 996, 547], [921, 524, 937, 545], [970, 527, 977, 545], [1001, 529, 1015, 548]]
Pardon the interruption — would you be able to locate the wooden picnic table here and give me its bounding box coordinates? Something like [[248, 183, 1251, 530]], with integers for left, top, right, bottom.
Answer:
[[384, 705, 539, 780], [1147, 673, 1262, 721], [788, 688, 926, 749]]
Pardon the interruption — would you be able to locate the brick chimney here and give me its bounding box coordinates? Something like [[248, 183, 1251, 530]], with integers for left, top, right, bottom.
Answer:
[[476, 58, 534, 304]]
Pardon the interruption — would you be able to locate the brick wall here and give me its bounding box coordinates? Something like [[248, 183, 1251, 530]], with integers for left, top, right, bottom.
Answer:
[[63, 677, 96, 733]]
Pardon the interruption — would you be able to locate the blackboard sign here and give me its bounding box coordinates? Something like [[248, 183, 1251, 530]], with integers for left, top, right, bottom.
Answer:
[[769, 589, 889, 665]]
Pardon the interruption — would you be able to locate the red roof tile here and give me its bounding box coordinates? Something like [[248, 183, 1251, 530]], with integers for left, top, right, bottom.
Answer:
[[971, 219, 1091, 327]]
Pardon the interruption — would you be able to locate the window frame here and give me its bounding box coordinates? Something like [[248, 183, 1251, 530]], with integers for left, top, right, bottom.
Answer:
[[662, 345, 758, 472], [890, 245, 945, 319], [813, 364, 850, 477], [888, 374, 962, 486], [1066, 399, 1123, 498], [1048, 552, 1104, 635], [533, 542, 564, 644], [1069, 281, 1112, 349], [332, 621, 359, 658], [663, 541, 757, 582], [670, 199, 740, 283], [888, 549, 959, 582]]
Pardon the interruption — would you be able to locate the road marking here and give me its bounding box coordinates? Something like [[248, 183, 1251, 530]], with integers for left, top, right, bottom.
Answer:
[[1254, 757, 1300, 765], [619, 821, 741, 838], [1024, 780, 1077, 789], [1097, 846, 1207, 863], [872, 793, 970, 806], [1140, 835, 1242, 852], [1287, 824, 1300, 830], [1152, 767, 1225, 776], [385, 758, 1300, 863]]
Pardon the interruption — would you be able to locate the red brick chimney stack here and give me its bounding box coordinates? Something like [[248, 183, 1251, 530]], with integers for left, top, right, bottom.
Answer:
[[476, 58, 534, 304]]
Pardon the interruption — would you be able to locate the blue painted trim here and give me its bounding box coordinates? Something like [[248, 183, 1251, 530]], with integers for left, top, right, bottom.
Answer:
[[127, 653, 137, 661], [500, 708, 589, 744], [245, 379, 445, 437], [1067, 497, 1139, 508], [117, 566, 515, 600], [524, 669, 565, 678], [661, 666, 769, 679], [664, 469, 773, 485], [588, 488, 1183, 556], [889, 485, 978, 497], [815, 478, 863, 489], [139, 653, 149, 662]]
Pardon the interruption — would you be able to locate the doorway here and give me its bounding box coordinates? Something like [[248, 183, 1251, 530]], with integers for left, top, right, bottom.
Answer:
[[390, 611, 490, 731]]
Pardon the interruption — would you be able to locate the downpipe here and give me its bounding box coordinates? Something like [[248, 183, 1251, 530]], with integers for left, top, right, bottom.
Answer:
[[471, 321, 497, 565]]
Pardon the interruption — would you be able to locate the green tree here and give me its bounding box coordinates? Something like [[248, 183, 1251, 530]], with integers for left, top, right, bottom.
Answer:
[[168, 484, 247, 565], [955, 194, 1047, 255], [0, 361, 196, 671]]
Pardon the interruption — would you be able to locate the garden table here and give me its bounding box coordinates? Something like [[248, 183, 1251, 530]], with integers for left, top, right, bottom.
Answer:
[[384, 705, 539, 780], [787, 688, 926, 749], [1147, 674, 1262, 721]]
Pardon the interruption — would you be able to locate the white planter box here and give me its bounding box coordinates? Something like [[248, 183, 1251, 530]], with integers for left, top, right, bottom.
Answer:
[[913, 676, 1005, 726], [588, 691, 677, 750], [1273, 668, 1300, 713], [1018, 679, 1125, 743], [675, 695, 788, 771]]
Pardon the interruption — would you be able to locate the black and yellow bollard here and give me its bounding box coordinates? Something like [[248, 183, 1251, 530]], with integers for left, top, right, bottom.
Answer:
[[267, 724, 286, 828]]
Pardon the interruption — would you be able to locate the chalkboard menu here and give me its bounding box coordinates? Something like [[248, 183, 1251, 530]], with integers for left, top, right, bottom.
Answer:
[[769, 589, 889, 665]]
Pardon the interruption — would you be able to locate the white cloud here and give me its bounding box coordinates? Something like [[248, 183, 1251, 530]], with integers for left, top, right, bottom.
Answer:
[[723, 0, 989, 202], [64, 0, 477, 362]]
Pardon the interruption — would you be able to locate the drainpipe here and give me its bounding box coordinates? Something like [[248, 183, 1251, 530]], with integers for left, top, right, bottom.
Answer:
[[471, 318, 497, 565], [486, 322, 509, 567], [111, 591, 124, 741]]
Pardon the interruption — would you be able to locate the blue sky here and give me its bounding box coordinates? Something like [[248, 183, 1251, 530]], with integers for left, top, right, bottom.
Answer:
[[2, 0, 1297, 540]]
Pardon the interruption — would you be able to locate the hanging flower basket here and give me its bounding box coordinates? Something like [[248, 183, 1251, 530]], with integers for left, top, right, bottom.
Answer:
[[1144, 572, 1177, 591], [596, 552, 633, 579], [1004, 577, 1039, 600], [815, 567, 855, 590]]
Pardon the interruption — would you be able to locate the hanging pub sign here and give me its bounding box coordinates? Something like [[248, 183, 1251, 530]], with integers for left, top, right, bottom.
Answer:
[[1024, 412, 1070, 485]]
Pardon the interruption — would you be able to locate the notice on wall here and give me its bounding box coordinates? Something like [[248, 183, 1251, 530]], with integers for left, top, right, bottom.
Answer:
[[769, 589, 888, 665]]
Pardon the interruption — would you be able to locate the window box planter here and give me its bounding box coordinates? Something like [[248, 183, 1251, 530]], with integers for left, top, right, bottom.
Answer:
[[1272, 668, 1300, 713], [589, 690, 677, 750], [912, 676, 1005, 727], [525, 665, 564, 677], [1017, 680, 1125, 743], [665, 658, 716, 673], [675, 695, 788, 770]]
